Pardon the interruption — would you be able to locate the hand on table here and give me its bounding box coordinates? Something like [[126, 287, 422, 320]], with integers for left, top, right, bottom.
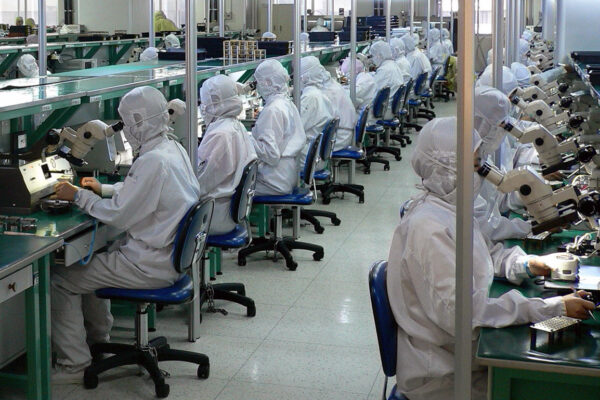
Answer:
[[563, 291, 595, 319], [528, 257, 552, 277], [80, 177, 101, 195], [53, 182, 79, 202]]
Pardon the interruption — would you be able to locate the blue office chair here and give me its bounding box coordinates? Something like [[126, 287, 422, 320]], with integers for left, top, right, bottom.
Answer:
[[419, 67, 441, 115], [390, 79, 415, 144], [369, 260, 407, 400], [366, 86, 402, 161], [360, 87, 392, 173], [301, 118, 342, 232], [435, 56, 454, 101], [238, 134, 324, 271], [323, 105, 369, 203], [202, 160, 259, 317], [84, 199, 214, 398], [377, 85, 408, 148]]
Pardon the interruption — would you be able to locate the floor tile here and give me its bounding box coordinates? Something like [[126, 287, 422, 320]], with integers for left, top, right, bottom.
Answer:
[[217, 381, 367, 400], [294, 279, 372, 313]]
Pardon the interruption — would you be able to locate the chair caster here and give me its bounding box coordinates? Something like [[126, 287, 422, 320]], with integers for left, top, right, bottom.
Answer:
[[247, 303, 257, 317], [332, 217, 341, 226], [322, 196, 331, 205], [286, 260, 298, 271], [156, 382, 170, 398], [406, 138, 412, 144], [83, 370, 98, 390], [237, 255, 247, 266], [315, 225, 325, 234], [197, 363, 210, 379], [364, 168, 371, 174], [384, 165, 390, 171], [394, 155, 402, 161], [313, 251, 324, 261], [359, 195, 365, 204]]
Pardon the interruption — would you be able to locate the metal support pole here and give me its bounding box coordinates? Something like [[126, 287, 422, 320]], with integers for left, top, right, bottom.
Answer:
[[331, 0, 335, 32], [455, 0, 475, 397], [293, 0, 301, 109], [427, 0, 431, 56], [218, 0, 224, 36], [506, 0, 513, 64], [385, 0, 391, 41], [149, 0, 155, 48], [38, 0, 46, 76], [440, 0, 443, 30], [242, 0, 247, 38], [25, 0, 28, 20], [513, 0, 519, 62], [350, 0, 357, 104], [267, 0, 272, 34], [410, 0, 414, 33], [450, 0, 454, 44], [304, 0, 308, 32], [492, 0, 503, 88], [205, 0, 210, 35], [18, 0, 21, 20]]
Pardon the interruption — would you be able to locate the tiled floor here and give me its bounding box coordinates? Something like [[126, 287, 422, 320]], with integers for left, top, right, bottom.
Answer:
[[4, 100, 456, 400]]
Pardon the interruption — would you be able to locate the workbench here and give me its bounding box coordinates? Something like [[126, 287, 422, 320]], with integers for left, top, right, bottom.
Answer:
[[477, 230, 600, 400], [0, 234, 63, 400]]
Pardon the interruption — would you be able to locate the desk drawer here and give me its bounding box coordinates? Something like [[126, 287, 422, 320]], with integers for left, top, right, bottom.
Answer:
[[64, 225, 122, 267], [0, 265, 33, 303]]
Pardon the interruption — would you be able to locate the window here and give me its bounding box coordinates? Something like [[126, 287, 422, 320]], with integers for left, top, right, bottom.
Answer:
[[153, 0, 185, 27], [0, 0, 59, 26], [442, 0, 493, 34]]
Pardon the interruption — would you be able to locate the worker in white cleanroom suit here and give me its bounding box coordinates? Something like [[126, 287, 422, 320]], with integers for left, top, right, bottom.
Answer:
[[140, 47, 159, 62], [299, 56, 334, 168], [389, 37, 412, 83], [197, 74, 257, 234], [310, 17, 329, 32], [164, 33, 180, 49], [318, 63, 356, 150], [387, 116, 595, 400], [251, 59, 306, 195], [428, 28, 447, 72], [402, 33, 432, 80], [441, 28, 453, 56], [369, 40, 405, 119], [17, 54, 39, 77], [52, 86, 201, 382]]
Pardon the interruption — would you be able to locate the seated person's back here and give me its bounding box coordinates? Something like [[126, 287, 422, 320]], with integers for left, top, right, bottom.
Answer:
[[197, 74, 257, 234]]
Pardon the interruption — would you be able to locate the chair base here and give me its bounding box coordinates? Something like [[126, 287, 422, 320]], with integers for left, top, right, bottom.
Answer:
[[85, 337, 209, 398], [238, 236, 324, 271], [359, 158, 390, 174], [368, 146, 402, 161], [303, 209, 341, 228], [201, 283, 256, 317], [390, 134, 412, 145], [322, 183, 364, 204]]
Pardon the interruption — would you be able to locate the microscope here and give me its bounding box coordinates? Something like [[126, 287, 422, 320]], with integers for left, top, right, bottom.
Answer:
[[501, 120, 579, 175], [511, 85, 561, 107], [477, 162, 584, 234], [510, 96, 571, 134]]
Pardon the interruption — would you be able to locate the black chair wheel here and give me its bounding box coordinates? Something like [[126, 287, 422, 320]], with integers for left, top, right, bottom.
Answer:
[[332, 217, 341, 226], [313, 251, 324, 261], [247, 304, 257, 317], [83, 370, 98, 390], [400, 142, 407, 148], [156, 383, 170, 398], [315, 225, 325, 234], [359, 196, 365, 204], [197, 363, 210, 379], [237, 255, 247, 266], [286, 260, 298, 271], [322, 197, 331, 205], [364, 169, 371, 175], [384, 165, 390, 171], [406, 138, 412, 144], [395, 155, 402, 161], [149, 327, 157, 332]]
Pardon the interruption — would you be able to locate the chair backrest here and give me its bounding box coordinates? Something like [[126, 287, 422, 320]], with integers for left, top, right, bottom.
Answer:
[[320, 118, 339, 162], [172, 199, 214, 273], [413, 72, 428, 96], [369, 260, 398, 378], [230, 160, 258, 225], [428, 67, 441, 89], [390, 85, 406, 116], [355, 105, 370, 145], [443, 55, 451, 76], [301, 132, 323, 187], [371, 87, 391, 119], [401, 79, 414, 110]]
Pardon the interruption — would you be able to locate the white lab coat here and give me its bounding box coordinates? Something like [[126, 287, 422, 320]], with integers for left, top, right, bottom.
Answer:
[[300, 85, 334, 168], [442, 39, 453, 57], [395, 56, 412, 83], [322, 77, 357, 150], [387, 193, 566, 400], [197, 117, 257, 234], [52, 135, 201, 369], [353, 72, 378, 114], [251, 93, 306, 195], [373, 59, 405, 120], [429, 41, 447, 73]]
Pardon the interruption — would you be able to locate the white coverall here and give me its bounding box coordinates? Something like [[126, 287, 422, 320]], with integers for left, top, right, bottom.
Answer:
[[511, 62, 532, 87], [427, 28, 446, 73], [17, 54, 39, 77], [299, 56, 334, 168], [387, 116, 566, 400], [320, 66, 357, 150], [369, 41, 405, 120], [140, 47, 159, 62], [51, 86, 201, 371], [164, 34, 180, 49], [310, 17, 329, 32], [389, 38, 412, 83], [251, 59, 306, 195], [198, 75, 257, 234], [473, 85, 532, 241], [402, 34, 432, 80], [441, 28, 453, 56]]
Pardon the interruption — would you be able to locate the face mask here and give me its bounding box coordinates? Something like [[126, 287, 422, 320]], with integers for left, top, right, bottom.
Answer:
[[200, 104, 217, 126], [122, 125, 142, 153]]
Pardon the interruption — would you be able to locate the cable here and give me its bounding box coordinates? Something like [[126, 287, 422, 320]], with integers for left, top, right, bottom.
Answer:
[[63, 219, 98, 265]]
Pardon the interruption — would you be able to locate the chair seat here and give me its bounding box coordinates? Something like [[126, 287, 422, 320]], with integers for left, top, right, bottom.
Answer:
[[254, 186, 314, 206], [366, 125, 385, 133], [313, 169, 331, 181], [421, 92, 432, 98], [398, 109, 408, 116], [377, 119, 400, 128], [407, 99, 421, 106], [96, 275, 193, 304], [436, 75, 447, 81], [332, 146, 364, 160], [207, 224, 249, 248]]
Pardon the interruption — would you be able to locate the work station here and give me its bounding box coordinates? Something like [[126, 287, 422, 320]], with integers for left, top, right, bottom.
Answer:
[[2, 0, 600, 399]]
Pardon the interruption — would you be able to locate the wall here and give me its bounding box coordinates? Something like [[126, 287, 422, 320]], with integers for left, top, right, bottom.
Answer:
[[556, 0, 600, 63], [74, 0, 150, 33]]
